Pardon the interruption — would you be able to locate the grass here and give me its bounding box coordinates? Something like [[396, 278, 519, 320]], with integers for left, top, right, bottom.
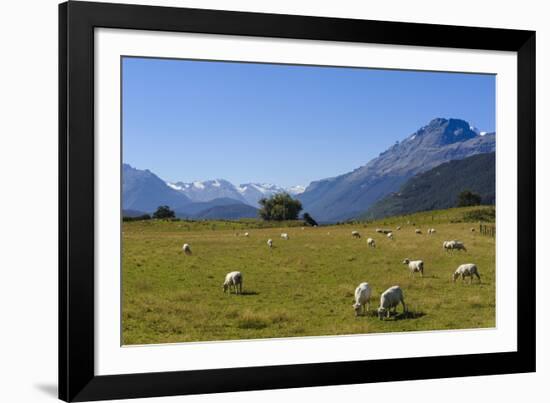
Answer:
[[122, 206, 495, 345]]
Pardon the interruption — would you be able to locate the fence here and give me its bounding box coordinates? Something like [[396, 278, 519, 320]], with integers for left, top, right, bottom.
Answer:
[[479, 224, 496, 237]]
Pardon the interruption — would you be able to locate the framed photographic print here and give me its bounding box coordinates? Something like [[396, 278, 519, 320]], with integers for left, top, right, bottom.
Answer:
[[59, 1, 536, 401]]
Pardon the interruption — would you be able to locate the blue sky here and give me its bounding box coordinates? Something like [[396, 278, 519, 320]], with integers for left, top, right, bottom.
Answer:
[[122, 57, 495, 188]]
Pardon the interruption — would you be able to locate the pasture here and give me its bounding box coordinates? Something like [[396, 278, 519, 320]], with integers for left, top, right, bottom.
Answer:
[[122, 206, 495, 345]]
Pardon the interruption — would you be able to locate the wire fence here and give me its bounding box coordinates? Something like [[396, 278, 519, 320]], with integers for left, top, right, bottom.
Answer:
[[479, 224, 496, 237]]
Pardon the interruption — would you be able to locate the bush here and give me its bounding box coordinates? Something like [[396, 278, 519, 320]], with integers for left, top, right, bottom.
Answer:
[[462, 207, 495, 222], [152, 205, 175, 219], [457, 190, 482, 207], [302, 212, 318, 226], [258, 193, 302, 221]]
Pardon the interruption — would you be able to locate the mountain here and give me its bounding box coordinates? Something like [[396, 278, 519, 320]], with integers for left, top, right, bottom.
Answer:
[[122, 164, 191, 212], [237, 183, 305, 206], [168, 179, 305, 207], [175, 197, 251, 217], [298, 118, 495, 222], [193, 204, 259, 220], [167, 179, 247, 204], [361, 152, 496, 220]]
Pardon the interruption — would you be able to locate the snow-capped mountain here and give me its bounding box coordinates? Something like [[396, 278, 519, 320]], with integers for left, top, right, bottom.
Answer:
[[166, 179, 305, 207], [298, 118, 495, 222]]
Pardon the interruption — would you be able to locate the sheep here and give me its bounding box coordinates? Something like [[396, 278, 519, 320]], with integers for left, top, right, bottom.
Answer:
[[281, 233, 289, 240], [244, 232, 249, 237], [415, 229, 422, 234], [223, 271, 243, 294], [453, 263, 481, 283], [353, 282, 372, 316], [367, 238, 376, 248], [387, 232, 394, 240], [403, 258, 424, 277], [182, 243, 192, 255], [428, 228, 436, 234], [376, 228, 383, 233], [377, 286, 407, 319], [351, 230, 361, 238], [443, 240, 467, 252], [267, 239, 273, 248], [396, 226, 401, 231]]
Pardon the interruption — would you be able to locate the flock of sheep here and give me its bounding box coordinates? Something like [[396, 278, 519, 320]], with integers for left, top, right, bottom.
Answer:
[[181, 223, 482, 321]]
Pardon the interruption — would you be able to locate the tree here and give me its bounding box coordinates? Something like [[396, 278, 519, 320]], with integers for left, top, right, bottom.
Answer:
[[258, 192, 302, 221], [153, 205, 175, 219], [457, 190, 482, 207], [302, 212, 318, 226]]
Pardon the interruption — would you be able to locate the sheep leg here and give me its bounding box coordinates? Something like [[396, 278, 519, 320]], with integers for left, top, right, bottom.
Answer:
[[475, 272, 481, 283]]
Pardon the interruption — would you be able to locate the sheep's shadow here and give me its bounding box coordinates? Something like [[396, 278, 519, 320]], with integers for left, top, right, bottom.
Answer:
[[237, 290, 259, 296], [392, 311, 426, 321]]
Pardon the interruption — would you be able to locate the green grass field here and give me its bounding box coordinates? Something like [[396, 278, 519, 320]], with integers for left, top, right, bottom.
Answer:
[[122, 206, 495, 345]]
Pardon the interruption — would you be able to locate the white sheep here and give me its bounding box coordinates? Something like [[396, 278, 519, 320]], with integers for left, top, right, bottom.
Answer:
[[396, 226, 401, 231], [182, 243, 192, 255], [387, 232, 394, 240], [453, 263, 481, 283], [351, 230, 361, 238], [223, 271, 243, 294], [367, 238, 376, 248], [428, 228, 436, 234], [281, 233, 289, 240], [443, 240, 467, 252], [403, 258, 424, 277], [415, 229, 422, 234], [377, 286, 407, 320], [353, 282, 372, 316], [267, 239, 273, 248], [244, 232, 249, 237]]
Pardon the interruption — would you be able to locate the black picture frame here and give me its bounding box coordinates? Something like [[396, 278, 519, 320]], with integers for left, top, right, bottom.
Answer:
[[59, 1, 536, 401]]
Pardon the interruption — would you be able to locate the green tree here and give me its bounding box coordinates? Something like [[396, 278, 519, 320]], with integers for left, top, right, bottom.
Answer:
[[302, 212, 318, 226], [457, 190, 482, 207], [153, 205, 175, 219], [258, 193, 302, 221]]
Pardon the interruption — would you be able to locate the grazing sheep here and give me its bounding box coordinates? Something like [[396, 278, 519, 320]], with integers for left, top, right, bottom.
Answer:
[[415, 229, 422, 234], [353, 282, 372, 316], [280, 233, 289, 240], [267, 239, 273, 248], [223, 271, 243, 294], [403, 258, 424, 277], [443, 240, 467, 252], [244, 232, 249, 237], [387, 232, 394, 240], [352, 231, 361, 238], [182, 243, 192, 255], [367, 238, 376, 248], [428, 228, 436, 234], [396, 226, 401, 231], [377, 286, 407, 319], [453, 263, 481, 283]]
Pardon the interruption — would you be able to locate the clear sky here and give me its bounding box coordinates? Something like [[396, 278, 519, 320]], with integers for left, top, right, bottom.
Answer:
[[122, 57, 495, 188]]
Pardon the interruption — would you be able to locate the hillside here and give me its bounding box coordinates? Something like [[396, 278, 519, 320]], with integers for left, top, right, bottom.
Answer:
[[361, 152, 495, 220], [298, 118, 495, 222]]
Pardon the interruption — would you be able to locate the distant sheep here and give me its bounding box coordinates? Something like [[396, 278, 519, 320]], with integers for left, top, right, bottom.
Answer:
[[182, 243, 192, 255], [443, 240, 467, 252], [403, 258, 424, 277], [352, 231, 361, 238], [377, 286, 407, 320], [387, 232, 394, 240], [281, 233, 289, 240], [428, 228, 436, 234], [367, 238, 376, 248], [353, 282, 372, 316], [223, 271, 243, 294], [244, 232, 249, 237], [453, 263, 481, 283], [396, 226, 401, 231], [267, 239, 273, 248], [415, 229, 422, 234]]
